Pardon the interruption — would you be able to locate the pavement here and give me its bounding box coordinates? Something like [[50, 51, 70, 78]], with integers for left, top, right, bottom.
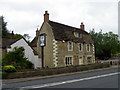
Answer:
[[2, 65, 119, 84]]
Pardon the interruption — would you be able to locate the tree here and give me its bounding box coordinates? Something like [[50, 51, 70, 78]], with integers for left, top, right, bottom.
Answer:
[[2, 47, 34, 69], [13, 33, 22, 39], [1, 16, 23, 39], [89, 29, 120, 59], [23, 34, 31, 43], [1, 16, 10, 38]]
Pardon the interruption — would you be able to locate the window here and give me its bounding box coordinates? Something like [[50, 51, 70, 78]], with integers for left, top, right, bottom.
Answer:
[[74, 32, 79, 37], [79, 33, 82, 38], [68, 42, 73, 51], [79, 56, 83, 65], [78, 43, 83, 51], [65, 56, 73, 66], [87, 57, 91, 63], [74, 32, 82, 38], [86, 44, 90, 52]]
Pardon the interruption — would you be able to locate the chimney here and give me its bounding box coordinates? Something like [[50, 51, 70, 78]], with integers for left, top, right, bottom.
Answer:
[[44, 11, 49, 22], [36, 28, 39, 37], [80, 22, 85, 30], [10, 31, 14, 39]]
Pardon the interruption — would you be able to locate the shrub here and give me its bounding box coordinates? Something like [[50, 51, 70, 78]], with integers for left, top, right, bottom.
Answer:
[[2, 47, 34, 70], [13, 59, 34, 70], [2, 65, 16, 73]]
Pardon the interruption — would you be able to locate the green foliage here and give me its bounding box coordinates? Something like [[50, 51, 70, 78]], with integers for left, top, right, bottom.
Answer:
[[23, 34, 31, 43], [1, 16, 23, 39], [1, 16, 10, 38], [13, 60, 34, 69], [89, 29, 120, 58], [2, 65, 16, 72], [13, 34, 22, 39], [2, 63, 110, 79], [2, 47, 34, 69]]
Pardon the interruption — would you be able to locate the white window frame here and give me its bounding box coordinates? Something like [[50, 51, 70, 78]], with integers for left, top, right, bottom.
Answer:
[[79, 55, 83, 65], [67, 41, 73, 51], [86, 55, 92, 64], [74, 32, 79, 37], [92, 44, 95, 54], [86, 44, 90, 52], [65, 56, 73, 66], [74, 32, 82, 38], [78, 43, 83, 52]]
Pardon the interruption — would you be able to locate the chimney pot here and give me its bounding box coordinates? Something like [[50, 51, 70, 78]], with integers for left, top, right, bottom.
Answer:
[[10, 31, 14, 39], [36, 28, 39, 37], [80, 22, 85, 30], [44, 11, 49, 22]]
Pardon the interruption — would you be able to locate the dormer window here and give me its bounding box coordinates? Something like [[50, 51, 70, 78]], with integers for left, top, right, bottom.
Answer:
[[79, 33, 82, 38], [74, 32, 82, 38], [68, 41, 73, 51], [74, 32, 79, 37]]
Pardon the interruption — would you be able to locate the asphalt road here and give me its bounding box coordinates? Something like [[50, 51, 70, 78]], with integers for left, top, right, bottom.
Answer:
[[2, 67, 119, 89]]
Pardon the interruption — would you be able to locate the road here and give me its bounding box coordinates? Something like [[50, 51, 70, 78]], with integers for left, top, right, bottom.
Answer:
[[2, 67, 119, 89]]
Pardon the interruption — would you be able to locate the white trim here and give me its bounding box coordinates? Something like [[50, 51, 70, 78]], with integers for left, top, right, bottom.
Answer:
[[53, 39, 58, 67], [86, 44, 90, 52], [74, 32, 79, 37], [86, 55, 92, 64], [78, 43, 83, 52], [67, 41, 73, 51], [79, 55, 83, 65], [64, 56, 73, 66], [92, 44, 95, 54]]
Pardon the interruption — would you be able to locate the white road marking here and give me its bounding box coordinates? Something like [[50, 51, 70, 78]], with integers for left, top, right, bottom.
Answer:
[[21, 72, 119, 89]]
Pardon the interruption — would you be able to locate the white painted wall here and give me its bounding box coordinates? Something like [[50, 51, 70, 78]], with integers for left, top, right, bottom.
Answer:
[[7, 38, 41, 69]]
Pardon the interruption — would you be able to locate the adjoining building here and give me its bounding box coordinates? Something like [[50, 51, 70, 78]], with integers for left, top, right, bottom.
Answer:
[[30, 11, 95, 68], [1, 32, 41, 69]]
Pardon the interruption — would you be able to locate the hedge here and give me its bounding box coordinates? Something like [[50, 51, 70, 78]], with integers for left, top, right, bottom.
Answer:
[[2, 62, 110, 79]]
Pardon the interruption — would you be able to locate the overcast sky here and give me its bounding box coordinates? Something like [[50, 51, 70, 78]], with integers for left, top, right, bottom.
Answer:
[[0, 0, 119, 40]]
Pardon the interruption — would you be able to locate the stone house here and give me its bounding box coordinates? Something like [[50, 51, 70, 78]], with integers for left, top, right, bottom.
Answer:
[[1, 35, 41, 69], [30, 11, 95, 68]]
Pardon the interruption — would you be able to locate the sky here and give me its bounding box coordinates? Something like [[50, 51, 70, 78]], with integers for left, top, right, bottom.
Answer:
[[0, 0, 119, 41]]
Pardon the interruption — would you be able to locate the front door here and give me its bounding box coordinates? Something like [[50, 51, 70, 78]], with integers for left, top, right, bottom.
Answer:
[[79, 56, 83, 65]]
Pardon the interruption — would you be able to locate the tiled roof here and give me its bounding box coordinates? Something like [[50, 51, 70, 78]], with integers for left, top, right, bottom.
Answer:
[[1, 38, 22, 48], [48, 20, 93, 43], [30, 20, 93, 48], [1, 37, 38, 55], [30, 36, 38, 47]]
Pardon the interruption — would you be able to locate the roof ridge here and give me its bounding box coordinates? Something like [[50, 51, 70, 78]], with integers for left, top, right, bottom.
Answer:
[[49, 20, 81, 30], [49, 20, 89, 34]]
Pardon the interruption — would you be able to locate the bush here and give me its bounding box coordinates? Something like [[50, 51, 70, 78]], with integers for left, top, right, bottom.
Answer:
[[2, 47, 34, 70], [2, 65, 16, 73], [13, 59, 34, 70]]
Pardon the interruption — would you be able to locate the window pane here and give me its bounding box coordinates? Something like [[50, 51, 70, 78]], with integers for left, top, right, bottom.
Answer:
[[66, 57, 67, 65], [68, 42, 73, 51], [79, 44, 81, 51]]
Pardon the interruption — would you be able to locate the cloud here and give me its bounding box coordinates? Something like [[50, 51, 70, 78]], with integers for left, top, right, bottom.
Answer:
[[0, 0, 118, 40]]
